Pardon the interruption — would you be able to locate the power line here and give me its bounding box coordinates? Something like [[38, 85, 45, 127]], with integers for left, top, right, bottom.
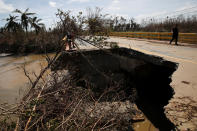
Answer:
[[169, 10, 197, 18], [145, 10, 197, 23], [145, 8, 197, 23], [146, 5, 197, 19]]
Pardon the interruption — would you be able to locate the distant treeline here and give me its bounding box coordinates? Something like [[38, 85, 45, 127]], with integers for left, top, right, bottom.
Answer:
[[109, 15, 197, 33], [0, 8, 59, 54], [140, 15, 197, 33], [0, 7, 197, 54], [0, 7, 117, 54], [0, 8, 104, 54]]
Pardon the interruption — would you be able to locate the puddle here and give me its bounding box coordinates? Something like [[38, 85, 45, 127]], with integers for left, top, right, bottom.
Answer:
[[133, 118, 159, 131]]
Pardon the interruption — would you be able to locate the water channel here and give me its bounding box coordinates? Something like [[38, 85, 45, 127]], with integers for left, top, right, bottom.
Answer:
[[0, 53, 160, 130]]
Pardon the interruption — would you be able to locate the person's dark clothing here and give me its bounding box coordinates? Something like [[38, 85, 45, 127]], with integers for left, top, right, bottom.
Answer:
[[66, 33, 75, 49], [66, 33, 72, 49], [172, 27, 178, 37], [67, 33, 72, 42], [170, 27, 179, 45]]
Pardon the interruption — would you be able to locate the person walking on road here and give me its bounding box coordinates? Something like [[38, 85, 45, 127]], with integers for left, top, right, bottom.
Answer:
[[170, 24, 179, 45]]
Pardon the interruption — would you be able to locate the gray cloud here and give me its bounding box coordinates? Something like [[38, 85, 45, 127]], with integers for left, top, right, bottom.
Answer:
[[0, 0, 14, 13]]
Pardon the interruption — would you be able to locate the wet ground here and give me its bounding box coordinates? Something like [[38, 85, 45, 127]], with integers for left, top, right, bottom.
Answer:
[[0, 54, 48, 104], [1, 37, 196, 130], [0, 52, 160, 130]]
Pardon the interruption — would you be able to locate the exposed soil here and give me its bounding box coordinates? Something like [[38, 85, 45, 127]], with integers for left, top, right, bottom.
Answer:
[[52, 47, 178, 130]]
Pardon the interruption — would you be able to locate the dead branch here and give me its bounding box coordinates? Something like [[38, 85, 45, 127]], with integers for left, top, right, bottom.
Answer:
[[55, 94, 88, 130], [22, 64, 33, 85]]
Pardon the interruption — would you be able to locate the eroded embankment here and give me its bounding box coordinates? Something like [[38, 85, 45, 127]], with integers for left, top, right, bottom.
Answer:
[[52, 47, 178, 130]]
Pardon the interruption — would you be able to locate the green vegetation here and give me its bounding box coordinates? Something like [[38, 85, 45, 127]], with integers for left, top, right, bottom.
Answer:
[[0, 7, 196, 54], [0, 7, 187, 131], [0, 8, 112, 54], [140, 15, 197, 32], [109, 15, 197, 33], [0, 8, 51, 54]]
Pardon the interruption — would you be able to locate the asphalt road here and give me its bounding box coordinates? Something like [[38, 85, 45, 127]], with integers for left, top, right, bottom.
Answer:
[[108, 37, 197, 130]]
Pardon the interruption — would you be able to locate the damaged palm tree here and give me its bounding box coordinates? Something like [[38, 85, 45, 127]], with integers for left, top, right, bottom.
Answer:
[[0, 8, 178, 131]]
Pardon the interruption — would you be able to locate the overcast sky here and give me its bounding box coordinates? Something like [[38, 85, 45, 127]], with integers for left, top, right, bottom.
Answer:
[[0, 0, 197, 28]]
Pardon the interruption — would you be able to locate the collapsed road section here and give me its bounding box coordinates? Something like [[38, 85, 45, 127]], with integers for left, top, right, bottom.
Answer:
[[52, 47, 178, 130]]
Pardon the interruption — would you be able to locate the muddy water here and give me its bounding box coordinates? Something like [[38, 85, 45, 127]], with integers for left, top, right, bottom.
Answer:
[[133, 118, 158, 131], [0, 53, 158, 131], [0, 54, 49, 104]]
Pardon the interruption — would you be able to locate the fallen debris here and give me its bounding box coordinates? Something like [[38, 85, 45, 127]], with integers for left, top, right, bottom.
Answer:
[[0, 47, 178, 131]]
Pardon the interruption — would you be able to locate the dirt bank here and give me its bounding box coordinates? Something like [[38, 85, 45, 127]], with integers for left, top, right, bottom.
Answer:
[[52, 47, 177, 130], [108, 37, 197, 130]]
